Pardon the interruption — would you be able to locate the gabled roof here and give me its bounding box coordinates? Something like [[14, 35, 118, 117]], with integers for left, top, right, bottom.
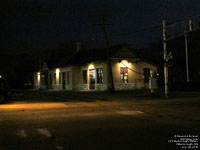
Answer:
[[67, 44, 140, 66], [46, 44, 142, 69]]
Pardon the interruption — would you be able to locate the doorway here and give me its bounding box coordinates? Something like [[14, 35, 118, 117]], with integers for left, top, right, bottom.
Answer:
[[49, 74, 52, 89], [89, 69, 95, 89], [62, 72, 66, 89]]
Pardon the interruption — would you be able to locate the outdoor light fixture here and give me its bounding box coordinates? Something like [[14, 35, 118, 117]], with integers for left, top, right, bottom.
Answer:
[[56, 68, 60, 83], [120, 60, 129, 68], [88, 64, 95, 70], [56, 68, 60, 74], [37, 72, 40, 84], [0, 75, 2, 79]]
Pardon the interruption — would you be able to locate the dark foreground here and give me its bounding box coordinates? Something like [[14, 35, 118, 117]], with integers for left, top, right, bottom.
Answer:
[[0, 97, 199, 150]]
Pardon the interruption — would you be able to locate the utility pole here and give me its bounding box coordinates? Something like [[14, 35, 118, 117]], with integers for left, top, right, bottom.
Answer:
[[163, 20, 168, 98], [184, 28, 189, 82], [93, 14, 114, 91], [184, 19, 193, 83], [162, 15, 200, 97]]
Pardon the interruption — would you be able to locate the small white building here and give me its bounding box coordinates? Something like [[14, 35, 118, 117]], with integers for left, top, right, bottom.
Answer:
[[34, 44, 158, 91]]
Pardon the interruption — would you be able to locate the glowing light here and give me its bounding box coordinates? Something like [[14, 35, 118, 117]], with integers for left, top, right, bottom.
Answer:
[[55, 68, 60, 83], [120, 60, 129, 67], [56, 68, 60, 74], [0, 75, 2, 79], [37, 72, 40, 84], [88, 64, 95, 70]]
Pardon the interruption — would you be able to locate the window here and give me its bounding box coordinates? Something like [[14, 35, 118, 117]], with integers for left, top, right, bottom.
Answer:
[[82, 70, 87, 84], [120, 67, 128, 83], [49, 74, 53, 88], [54, 73, 56, 84], [66, 71, 70, 85], [97, 68, 103, 84], [143, 68, 150, 83], [59, 72, 61, 84]]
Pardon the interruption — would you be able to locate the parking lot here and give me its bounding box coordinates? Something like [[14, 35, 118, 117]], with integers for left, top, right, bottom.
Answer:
[[0, 96, 199, 150]]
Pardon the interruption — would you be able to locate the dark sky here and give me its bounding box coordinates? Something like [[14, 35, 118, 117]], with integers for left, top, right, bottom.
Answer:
[[0, 0, 200, 54]]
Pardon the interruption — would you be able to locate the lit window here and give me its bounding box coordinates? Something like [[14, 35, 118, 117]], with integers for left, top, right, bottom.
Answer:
[[97, 68, 103, 84], [120, 67, 128, 83], [83, 70, 87, 84]]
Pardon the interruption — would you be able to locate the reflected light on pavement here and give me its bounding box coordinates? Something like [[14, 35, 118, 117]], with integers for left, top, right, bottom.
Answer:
[[0, 102, 67, 110]]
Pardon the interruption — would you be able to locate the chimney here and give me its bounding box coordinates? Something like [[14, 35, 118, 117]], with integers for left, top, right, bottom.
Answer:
[[76, 42, 81, 52]]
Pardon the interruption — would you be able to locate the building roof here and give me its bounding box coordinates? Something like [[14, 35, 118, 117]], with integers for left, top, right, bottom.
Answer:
[[45, 44, 143, 69], [67, 44, 140, 66]]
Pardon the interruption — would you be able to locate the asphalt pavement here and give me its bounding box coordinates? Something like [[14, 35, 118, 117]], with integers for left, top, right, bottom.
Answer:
[[0, 98, 199, 150]]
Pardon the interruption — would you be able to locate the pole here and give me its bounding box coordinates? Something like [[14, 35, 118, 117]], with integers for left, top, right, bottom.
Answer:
[[150, 70, 153, 94], [163, 20, 168, 98], [40, 60, 42, 72], [184, 30, 190, 82], [94, 14, 114, 91], [101, 16, 110, 50]]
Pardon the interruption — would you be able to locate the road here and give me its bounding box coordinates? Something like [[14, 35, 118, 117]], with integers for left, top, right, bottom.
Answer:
[[0, 97, 199, 150]]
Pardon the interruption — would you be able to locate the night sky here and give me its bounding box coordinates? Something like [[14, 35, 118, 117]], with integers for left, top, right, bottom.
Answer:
[[1, 0, 200, 54]]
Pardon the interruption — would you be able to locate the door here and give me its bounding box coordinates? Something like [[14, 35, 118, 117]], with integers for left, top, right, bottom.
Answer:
[[49, 74, 52, 89], [89, 69, 95, 89], [143, 68, 150, 84], [44, 72, 49, 89], [62, 72, 66, 89]]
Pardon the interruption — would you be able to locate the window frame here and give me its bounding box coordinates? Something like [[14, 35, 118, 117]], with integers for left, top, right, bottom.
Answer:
[[96, 68, 103, 84], [59, 72, 61, 84], [120, 67, 128, 83], [53, 73, 56, 84], [66, 71, 70, 85], [82, 70, 87, 84]]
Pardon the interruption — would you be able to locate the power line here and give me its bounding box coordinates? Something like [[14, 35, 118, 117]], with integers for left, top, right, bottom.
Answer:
[[121, 62, 143, 75], [166, 15, 200, 27], [92, 13, 114, 91], [112, 15, 200, 36], [112, 25, 162, 36]]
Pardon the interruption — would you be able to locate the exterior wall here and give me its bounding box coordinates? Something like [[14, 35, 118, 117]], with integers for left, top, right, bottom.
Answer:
[[79, 62, 108, 91], [33, 72, 46, 89], [72, 66, 81, 90], [44, 63, 109, 91], [73, 84, 89, 90], [61, 67, 73, 90], [111, 60, 157, 90], [114, 83, 136, 90], [33, 73, 40, 89], [48, 69, 60, 90], [48, 67, 73, 90], [95, 84, 107, 91], [34, 60, 157, 91], [139, 62, 157, 88]]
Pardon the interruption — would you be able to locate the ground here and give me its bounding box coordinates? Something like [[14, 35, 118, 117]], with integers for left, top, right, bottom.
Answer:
[[0, 93, 199, 150]]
